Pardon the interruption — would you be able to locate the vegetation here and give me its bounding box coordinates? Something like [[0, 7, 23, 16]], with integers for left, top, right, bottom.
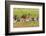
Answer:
[[13, 8, 39, 18]]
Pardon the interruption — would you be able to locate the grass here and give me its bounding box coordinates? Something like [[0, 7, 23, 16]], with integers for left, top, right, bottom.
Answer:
[[13, 21, 39, 27], [13, 8, 39, 18]]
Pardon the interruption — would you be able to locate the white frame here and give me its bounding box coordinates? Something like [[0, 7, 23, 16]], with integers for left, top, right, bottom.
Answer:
[[9, 5, 43, 33]]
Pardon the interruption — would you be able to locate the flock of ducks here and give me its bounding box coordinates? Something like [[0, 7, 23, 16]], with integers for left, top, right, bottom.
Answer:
[[13, 15, 39, 24]]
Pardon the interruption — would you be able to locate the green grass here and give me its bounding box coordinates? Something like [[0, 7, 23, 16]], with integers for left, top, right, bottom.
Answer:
[[13, 8, 39, 18]]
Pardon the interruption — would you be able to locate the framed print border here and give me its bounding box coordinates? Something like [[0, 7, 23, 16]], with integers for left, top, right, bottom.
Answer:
[[5, 1, 45, 35]]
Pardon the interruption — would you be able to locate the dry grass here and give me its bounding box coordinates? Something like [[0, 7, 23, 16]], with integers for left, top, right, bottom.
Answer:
[[13, 21, 39, 28]]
